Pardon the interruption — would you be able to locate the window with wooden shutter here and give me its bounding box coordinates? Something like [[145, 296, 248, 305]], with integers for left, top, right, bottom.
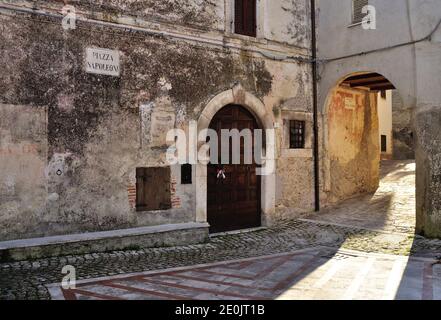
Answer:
[[352, 0, 369, 24], [136, 167, 171, 211], [234, 0, 257, 37]]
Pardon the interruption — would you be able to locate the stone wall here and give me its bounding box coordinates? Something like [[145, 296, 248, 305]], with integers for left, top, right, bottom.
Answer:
[[0, 1, 313, 240], [322, 87, 380, 205], [392, 90, 415, 160]]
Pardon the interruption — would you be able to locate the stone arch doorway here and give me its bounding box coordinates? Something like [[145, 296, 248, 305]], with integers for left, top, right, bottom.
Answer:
[[196, 85, 275, 233], [319, 71, 417, 233], [207, 104, 262, 233]]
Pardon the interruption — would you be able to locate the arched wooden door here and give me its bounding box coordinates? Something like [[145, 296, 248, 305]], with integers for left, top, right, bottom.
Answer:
[[207, 104, 262, 233]]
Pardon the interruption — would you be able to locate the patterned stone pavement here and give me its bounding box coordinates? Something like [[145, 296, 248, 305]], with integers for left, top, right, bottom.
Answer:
[[47, 247, 441, 300], [3, 217, 441, 300], [2, 160, 441, 300]]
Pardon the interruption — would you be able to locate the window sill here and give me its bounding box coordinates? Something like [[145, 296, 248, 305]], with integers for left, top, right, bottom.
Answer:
[[281, 148, 313, 158], [233, 32, 257, 39], [348, 21, 363, 28], [136, 207, 172, 213], [225, 32, 263, 43]]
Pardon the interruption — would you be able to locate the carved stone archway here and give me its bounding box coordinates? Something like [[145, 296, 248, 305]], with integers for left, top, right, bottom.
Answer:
[[195, 85, 276, 229]]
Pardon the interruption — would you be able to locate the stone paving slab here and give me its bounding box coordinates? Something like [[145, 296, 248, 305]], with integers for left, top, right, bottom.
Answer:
[[46, 247, 439, 300]]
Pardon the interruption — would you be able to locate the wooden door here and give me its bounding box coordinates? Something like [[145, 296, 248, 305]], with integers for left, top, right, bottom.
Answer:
[[207, 105, 261, 233]]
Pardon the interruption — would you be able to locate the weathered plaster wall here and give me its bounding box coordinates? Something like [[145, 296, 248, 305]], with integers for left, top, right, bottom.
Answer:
[[264, 0, 311, 47], [3, 0, 312, 49], [4, 0, 225, 31], [0, 105, 48, 240], [0, 1, 313, 240], [392, 90, 415, 160], [269, 60, 315, 220], [323, 87, 379, 204]]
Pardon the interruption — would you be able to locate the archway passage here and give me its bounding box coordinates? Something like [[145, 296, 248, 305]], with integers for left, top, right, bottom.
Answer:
[[207, 105, 262, 233], [315, 71, 416, 234]]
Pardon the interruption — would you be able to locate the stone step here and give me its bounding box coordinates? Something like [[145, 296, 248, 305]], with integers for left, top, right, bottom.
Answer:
[[0, 222, 210, 262]]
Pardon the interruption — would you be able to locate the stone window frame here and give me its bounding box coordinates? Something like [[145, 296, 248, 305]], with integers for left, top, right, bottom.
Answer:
[[281, 111, 313, 158], [349, 0, 368, 27], [225, 0, 265, 40], [289, 120, 306, 149]]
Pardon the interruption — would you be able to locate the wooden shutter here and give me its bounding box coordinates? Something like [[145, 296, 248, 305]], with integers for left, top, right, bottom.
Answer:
[[136, 167, 172, 211], [353, 0, 369, 24], [244, 0, 256, 37], [235, 0, 244, 35], [235, 0, 256, 37]]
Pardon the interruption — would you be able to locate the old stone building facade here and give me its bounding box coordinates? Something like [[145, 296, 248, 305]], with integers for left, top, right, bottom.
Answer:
[[1, 0, 441, 258], [0, 0, 317, 250]]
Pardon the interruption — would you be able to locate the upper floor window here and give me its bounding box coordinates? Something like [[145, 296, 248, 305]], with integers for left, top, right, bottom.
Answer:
[[352, 0, 369, 24], [234, 0, 256, 37]]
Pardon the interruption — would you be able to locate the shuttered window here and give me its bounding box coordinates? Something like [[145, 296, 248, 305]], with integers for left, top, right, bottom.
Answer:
[[234, 0, 257, 37], [136, 167, 171, 211], [352, 0, 369, 24]]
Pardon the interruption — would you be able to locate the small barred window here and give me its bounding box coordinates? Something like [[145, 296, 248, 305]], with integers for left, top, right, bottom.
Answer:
[[289, 120, 306, 149]]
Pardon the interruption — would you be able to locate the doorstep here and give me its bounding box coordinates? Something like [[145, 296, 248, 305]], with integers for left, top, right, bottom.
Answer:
[[0, 222, 210, 262]]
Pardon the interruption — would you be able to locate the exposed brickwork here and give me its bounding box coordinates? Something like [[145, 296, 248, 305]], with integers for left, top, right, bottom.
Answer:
[[127, 185, 136, 209], [170, 178, 181, 209]]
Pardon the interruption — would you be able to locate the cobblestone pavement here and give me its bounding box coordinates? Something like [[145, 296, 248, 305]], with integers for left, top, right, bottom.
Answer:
[[306, 160, 416, 234], [2, 218, 441, 300], [48, 247, 441, 300], [2, 160, 441, 300]]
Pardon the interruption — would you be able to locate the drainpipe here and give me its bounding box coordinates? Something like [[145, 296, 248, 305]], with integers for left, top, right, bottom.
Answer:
[[310, 0, 320, 212]]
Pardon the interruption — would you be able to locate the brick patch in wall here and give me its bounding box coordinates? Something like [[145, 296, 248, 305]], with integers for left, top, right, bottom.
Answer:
[[127, 185, 136, 209], [170, 178, 181, 209]]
